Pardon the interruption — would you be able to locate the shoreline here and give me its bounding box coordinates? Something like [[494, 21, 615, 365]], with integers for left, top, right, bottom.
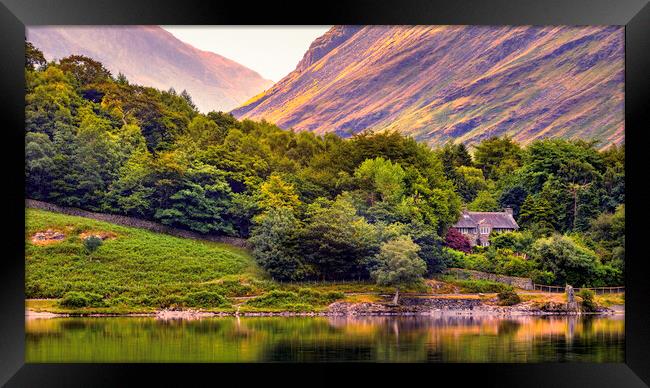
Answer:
[[26, 301, 624, 320]]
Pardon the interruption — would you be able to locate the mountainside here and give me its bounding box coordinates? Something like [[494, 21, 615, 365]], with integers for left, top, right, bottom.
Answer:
[[27, 26, 274, 112], [232, 26, 624, 148]]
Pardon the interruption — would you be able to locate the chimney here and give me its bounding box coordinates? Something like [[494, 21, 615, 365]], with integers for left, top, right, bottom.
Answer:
[[504, 207, 513, 216]]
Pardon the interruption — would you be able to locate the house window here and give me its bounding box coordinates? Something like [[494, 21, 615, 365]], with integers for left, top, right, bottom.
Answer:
[[480, 226, 489, 234]]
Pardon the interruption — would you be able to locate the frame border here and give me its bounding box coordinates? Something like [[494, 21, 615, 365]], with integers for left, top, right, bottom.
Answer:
[[1, 0, 649, 386]]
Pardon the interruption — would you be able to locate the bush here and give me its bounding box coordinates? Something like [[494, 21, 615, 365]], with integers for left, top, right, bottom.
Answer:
[[245, 289, 344, 311], [157, 294, 186, 309], [578, 289, 597, 312], [83, 236, 103, 253], [451, 279, 513, 293], [530, 269, 556, 285], [497, 289, 521, 306], [184, 291, 230, 308], [59, 291, 106, 308], [444, 228, 472, 253]]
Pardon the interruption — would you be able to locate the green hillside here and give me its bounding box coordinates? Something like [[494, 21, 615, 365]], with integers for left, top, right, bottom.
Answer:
[[26, 208, 268, 313]]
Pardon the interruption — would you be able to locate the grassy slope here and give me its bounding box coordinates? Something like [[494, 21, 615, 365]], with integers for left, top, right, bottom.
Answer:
[[26, 208, 268, 313]]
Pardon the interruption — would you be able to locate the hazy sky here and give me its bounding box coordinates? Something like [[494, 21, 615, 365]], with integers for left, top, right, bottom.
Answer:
[[162, 26, 332, 82]]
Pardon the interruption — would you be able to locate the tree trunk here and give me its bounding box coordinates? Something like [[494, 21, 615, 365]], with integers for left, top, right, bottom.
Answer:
[[393, 287, 400, 305]]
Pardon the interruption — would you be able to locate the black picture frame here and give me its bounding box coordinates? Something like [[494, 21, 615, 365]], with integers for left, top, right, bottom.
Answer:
[[1, 0, 649, 386]]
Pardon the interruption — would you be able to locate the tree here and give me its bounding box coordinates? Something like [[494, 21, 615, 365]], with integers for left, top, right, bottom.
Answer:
[[372, 235, 426, 304], [25, 66, 82, 137], [249, 208, 311, 281], [25, 41, 46, 70], [529, 235, 600, 286], [473, 136, 522, 180], [25, 132, 55, 199], [468, 190, 498, 211], [58, 55, 112, 87], [455, 165, 487, 202], [257, 174, 302, 214], [588, 205, 625, 271], [302, 195, 379, 280], [444, 228, 472, 253], [498, 184, 528, 218], [438, 141, 473, 181], [354, 157, 406, 205], [154, 163, 235, 235], [179, 115, 225, 150]]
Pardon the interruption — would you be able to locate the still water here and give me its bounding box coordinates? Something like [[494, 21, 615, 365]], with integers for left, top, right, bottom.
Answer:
[[26, 315, 624, 362]]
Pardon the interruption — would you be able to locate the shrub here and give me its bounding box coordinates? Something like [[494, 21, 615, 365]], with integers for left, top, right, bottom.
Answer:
[[530, 269, 556, 285], [83, 236, 103, 253], [59, 291, 106, 308], [578, 289, 598, 312], [529, 234, 600, 286], [444, 228, 472, 253], [451, 279, 513, 293], [497, 289, 521, 306], [245, 289, 343, 311], [184, 291, 230, 308], [157, 294, 186, 309]]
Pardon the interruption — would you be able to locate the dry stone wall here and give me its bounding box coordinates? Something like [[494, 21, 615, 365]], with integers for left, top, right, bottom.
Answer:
[[26, 199, 250, 248]]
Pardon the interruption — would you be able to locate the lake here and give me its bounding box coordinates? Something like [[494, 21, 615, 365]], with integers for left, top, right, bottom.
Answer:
[[25, 314, 624, 363]]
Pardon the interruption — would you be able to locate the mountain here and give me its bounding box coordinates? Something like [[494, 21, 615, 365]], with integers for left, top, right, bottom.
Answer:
[[232, 26, 624, 148], [27, 26, 274, 112]]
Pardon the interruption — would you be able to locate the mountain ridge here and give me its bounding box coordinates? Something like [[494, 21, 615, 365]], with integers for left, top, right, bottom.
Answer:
[[27, 26, 274, 113], [232, 26, 624, 148]]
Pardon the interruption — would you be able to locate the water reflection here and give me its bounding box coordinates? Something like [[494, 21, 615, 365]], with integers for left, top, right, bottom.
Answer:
[[26, 315, 624, 363]]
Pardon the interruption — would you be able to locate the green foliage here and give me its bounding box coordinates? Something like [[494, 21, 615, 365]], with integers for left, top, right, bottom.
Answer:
[[588, 205, 625, 271], [244, 289, 344, 311], [578, 289, 597, 312], [83, 236, 103, 253], [489, 231, 534, 253], [529, 235, 603, 286], [302, 195, 380, 280], [183, 291, 230, 308], [468, 190, 498, 211], [455, 165, 487, 202], [473, 136, 522, 180], [25, 41, 46, 70], [257, 174, 302, 213], [497, 289, 521, 306], [372, 235, 426, 287], [250, 208, 310, 281], [449, 279, 513, 293], [60, 291, 106, 308]]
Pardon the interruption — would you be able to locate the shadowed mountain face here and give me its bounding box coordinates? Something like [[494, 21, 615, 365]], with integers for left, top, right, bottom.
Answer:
[[27, 26, 274, 113], [232, 26, 624, 148]]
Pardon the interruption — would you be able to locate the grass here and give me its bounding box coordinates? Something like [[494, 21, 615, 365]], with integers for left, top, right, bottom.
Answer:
[[26, 208, 263, 312], [438, 276, 514, 293], [240, 289, 345, 312], [594, 293, 625, 307]]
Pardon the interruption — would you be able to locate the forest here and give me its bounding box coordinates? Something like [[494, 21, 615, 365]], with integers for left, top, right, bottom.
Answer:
[[25, 42, 625, 288]]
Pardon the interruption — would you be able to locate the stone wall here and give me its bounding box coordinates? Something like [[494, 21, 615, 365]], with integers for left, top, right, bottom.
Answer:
[[445, 268, 534, 290], [26, 199, 250, 249]]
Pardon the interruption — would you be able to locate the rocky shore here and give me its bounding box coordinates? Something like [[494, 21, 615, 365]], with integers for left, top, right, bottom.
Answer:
[[26, 297, 620, 319]]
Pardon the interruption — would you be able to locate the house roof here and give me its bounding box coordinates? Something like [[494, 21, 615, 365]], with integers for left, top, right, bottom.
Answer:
[[453, 211, 519, 230]]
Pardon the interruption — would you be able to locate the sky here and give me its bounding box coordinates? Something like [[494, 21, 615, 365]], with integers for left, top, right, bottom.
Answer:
[[162, 26, 332, 82]]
